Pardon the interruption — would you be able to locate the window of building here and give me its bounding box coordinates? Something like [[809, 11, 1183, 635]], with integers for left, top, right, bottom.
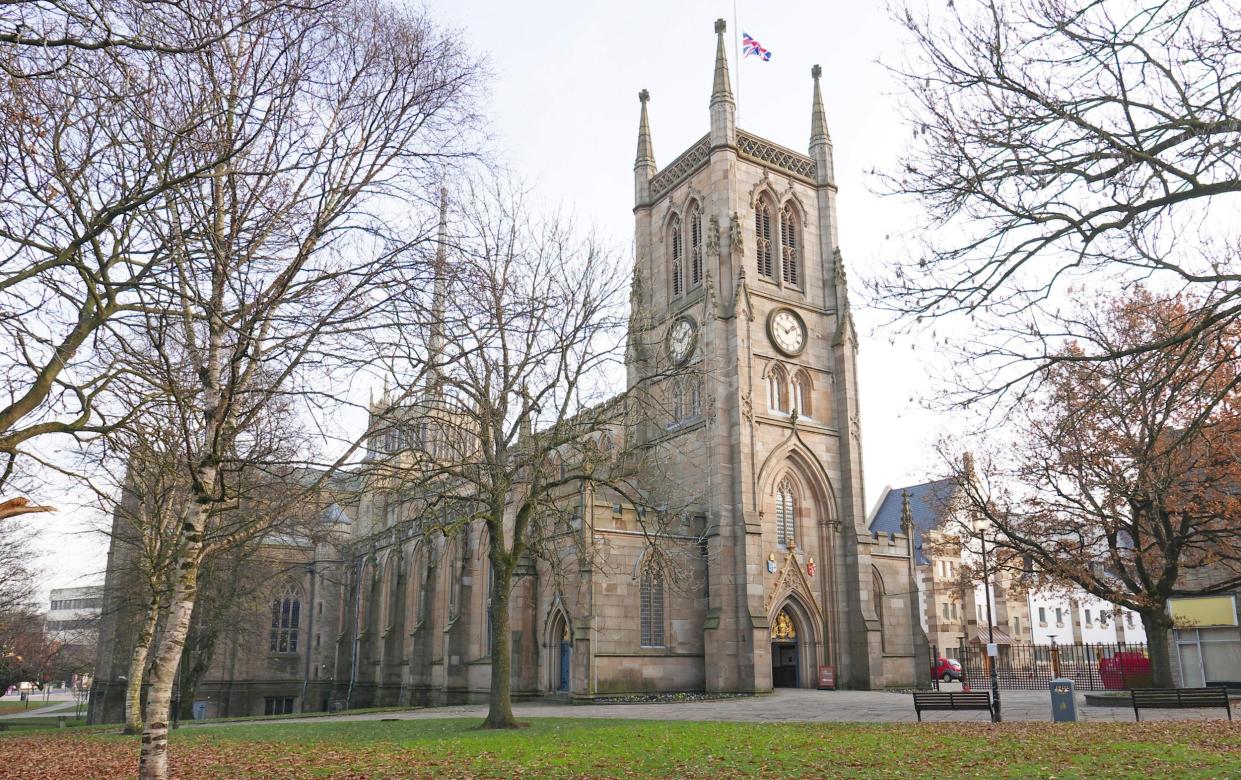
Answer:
[[669, 215, 683, 296], [1085, 608, 1093, 626], [755, 200, 773, 279], [951, 602, 958, 620], [793, 372, 812, 418], [873, 570, 887, 652], [1055, 607, 1064, 627], [690, 378, 702, 418], [775, 479, 796, 548], [263, 697, 294, 716], [688, 205, 703, 288], [269, 587, 301, 653], [1013, 616, 1021, 635], [768, 364, 789, 413], [942, 602, 950, 621], [780, 204, 799, 286], [1038, 606, 1047, 626], [639, 570, 665, 647]]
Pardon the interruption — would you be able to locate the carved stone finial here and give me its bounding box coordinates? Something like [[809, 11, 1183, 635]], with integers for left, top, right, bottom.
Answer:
[[639, 89, 649, 104], [715, 18, 726, 34], [811, 64, 822, 80]]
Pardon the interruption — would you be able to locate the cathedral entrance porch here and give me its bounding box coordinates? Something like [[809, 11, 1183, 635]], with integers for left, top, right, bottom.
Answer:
[[770, 607, 801, 688]]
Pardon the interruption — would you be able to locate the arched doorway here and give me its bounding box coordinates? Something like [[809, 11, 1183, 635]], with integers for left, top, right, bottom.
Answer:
[[771, 606, 800, 687], [548, 610, 571, 693]]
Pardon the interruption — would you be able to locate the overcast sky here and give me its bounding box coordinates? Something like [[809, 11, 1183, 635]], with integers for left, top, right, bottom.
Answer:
[[34, 0, 955, 596]]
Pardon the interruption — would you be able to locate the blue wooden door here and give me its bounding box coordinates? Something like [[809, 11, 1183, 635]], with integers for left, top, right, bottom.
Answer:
[[558, 641, 571, 691]]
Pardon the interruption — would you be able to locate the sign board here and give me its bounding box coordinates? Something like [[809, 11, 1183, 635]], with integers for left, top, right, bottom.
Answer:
[[817, 665, 835, 690], [986, 643, 999, 658]]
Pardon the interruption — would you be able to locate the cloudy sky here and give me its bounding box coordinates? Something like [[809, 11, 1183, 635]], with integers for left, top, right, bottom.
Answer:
[[35, 0, 955, 594]]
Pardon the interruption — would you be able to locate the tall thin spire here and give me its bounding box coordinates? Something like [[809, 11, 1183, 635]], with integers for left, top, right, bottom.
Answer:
[[635, 89, 655, 170], [711, 18, 734, 105], [810, 64, 831, 146], [709, 19, 736, 148], [428, 185, 448, 396], [808, 64, 835, 187], [634, 90, 656, 208]]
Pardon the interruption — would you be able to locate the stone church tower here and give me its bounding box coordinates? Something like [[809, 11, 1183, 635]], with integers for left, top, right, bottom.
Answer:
[[628, 19, 907, 690]]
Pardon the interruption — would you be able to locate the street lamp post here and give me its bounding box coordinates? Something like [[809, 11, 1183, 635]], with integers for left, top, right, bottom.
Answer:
[[979, 527, 1002, 722]]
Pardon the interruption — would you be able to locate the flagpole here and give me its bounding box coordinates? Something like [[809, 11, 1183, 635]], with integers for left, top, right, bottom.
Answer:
[[733, 0, 740, 117]]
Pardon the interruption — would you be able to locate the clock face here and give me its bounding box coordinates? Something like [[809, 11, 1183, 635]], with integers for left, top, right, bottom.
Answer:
[[768, 308, 806, 356], [667, 316, 696, 365]]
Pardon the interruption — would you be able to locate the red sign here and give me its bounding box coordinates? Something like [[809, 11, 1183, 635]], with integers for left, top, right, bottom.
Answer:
[[817, 664, 835, 690]]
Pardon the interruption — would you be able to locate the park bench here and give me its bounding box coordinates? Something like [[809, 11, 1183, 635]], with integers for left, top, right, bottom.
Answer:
[[1129, 687, 1232, 721], [912, 691, 995, 722]]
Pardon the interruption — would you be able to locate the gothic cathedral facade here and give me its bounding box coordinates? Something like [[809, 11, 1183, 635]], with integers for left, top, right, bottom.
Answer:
[[89, 21, 920, 724]]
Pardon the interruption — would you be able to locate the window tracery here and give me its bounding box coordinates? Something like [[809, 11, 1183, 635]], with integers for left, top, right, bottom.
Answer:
[[755, 200, 774, 279], [794, 371, 812, 418], [768, 364, 789, 413], [780, 204, 799, 286], [775, 479, 796, 548], [688, 205, 703, 287], [269, 585, 301, 653], [640, 569, 665, 647], [669, 215, 683, 296]]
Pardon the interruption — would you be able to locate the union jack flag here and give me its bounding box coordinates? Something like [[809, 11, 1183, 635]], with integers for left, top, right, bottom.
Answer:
[[742, 32, 772, 61]]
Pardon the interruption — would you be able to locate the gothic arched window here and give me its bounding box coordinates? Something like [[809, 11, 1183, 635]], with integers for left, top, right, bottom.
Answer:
[[873, 569, 887, 652], [775, 479, 796, 548], [768, 364, 789, 413], [669, 215, 683, 297], [780, 204, 800, 286], [690, 378, 702, 418], [639, 569, 665, 647], [688, 204, 703, 288], [270, 586, 301, 653], [794, 371, 812, 418], [755, 200, 774, 279]]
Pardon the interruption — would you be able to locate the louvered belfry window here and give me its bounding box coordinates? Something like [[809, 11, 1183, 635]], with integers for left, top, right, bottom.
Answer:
[[640, 569, 665, 647], [780, 204, 799, 286], [670, 215, 683, 296], [755, 201, 773, 279], [689, 206, 703, 287]]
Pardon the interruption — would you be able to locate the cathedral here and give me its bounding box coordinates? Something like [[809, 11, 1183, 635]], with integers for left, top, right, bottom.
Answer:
[[89, 20, 922, 723]]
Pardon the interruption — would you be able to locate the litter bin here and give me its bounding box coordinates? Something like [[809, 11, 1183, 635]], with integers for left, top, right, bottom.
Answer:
[[1050, 677, 1077, 722]]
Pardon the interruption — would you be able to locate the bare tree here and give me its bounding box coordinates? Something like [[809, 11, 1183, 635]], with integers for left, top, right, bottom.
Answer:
[[0, 1, 321, 490], [939, 289, 1241, 687], [365, 178, 692, 729], [87, 3, 480, 776], [875, 0, 1241, 404]]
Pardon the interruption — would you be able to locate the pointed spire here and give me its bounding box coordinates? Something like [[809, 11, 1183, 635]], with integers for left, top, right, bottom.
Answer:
[[711, 19, 733, 106], [428, 185, 448, 396], [810, 64, 830, 146], [635, 89, 655, 170], [709, 19, 736, 148], [634, 90, 656, 208], [900, 489, 914, 534]]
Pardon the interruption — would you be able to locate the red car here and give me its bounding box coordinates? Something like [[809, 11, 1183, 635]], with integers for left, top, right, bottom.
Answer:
[[935, 657, 963, 682]]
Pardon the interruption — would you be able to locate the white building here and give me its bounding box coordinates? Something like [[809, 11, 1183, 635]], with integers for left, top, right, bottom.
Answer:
[[46, 585, 103, 641], [1026, 589, 1146, 646]]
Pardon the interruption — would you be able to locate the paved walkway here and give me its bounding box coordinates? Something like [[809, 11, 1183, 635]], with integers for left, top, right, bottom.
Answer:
[[198, 688, 1234, 728], [0, 700, 78, 720]]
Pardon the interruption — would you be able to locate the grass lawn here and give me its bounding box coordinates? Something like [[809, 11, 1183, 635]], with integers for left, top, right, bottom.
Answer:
[[1, 716, 1239, 779], [0, 700, 54, 714]]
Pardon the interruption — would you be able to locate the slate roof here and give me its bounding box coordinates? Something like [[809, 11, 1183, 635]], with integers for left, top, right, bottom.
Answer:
[[868, 478, 957, 565]]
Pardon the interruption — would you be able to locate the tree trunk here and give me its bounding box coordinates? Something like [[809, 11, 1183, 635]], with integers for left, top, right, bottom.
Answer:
[[123, 592, 163, 735], [482, 569, 518, 729], [138, 501, 207, 780], [1141, 609, 1176, 688]]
